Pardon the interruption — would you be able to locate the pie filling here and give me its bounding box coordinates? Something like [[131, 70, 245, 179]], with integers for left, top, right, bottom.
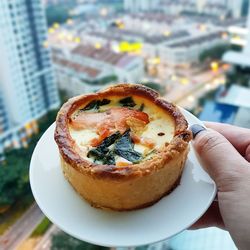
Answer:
[[69, 96, 175, 166]]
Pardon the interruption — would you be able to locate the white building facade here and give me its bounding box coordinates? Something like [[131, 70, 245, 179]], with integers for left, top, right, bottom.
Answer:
[[124, 0, 160, 12], [0, 0, 60, 156], [71, 45, 145, 83], [159, 31, 227, 66], [52, 44, 144, 97]]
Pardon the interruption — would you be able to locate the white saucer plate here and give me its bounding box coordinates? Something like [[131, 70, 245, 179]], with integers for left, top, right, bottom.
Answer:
[[30, 108, 216, 247]]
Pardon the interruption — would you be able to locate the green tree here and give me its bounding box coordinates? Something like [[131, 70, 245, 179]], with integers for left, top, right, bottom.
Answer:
[[199, 44, 230, 62], [99, 75, 118, 85], [51, 232, 108, 250], [46, 3, 75, 26], [84, 75, 118, 85], [199, 44, 242, 63], [0, 155, 30, 206], [0, 110, 58, 208], [226, 70, 250, 88]]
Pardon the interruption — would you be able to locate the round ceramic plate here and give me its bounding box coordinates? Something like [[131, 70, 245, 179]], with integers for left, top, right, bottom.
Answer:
[[30, 108, 216, 247]]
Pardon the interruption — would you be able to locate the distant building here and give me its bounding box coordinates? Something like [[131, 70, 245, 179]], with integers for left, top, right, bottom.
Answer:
[[160, 0, 250, 18], [124, 0, 160, 12], [71, 45, 144, 83], [42, 0, 74, 6], [83, 30, 124, 51], [196, 0, 206, 13], [199, 85, 250, 129], [223, 2, 250, 68], [52, 45, 144, 96], [0, 0, 60, 156], [161, 0, 228, 17], [53, 54, 115, 96], [161, 0, 195, 15], [199, 100, 250, 129], [122, 13, 176, 35], [143, 30, 190, 59], [218, 85, 250, 109], [226, 0, 248, 18], [159, 31, 227, 66]]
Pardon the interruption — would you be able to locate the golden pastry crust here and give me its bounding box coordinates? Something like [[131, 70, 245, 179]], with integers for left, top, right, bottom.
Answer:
[[54, 84, 192, 210]]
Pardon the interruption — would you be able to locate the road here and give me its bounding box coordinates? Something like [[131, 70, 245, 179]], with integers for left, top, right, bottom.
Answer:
[[175, 75, 225, 110], [0, 203, 44, 250], [34, 224, 59, 250], [164, 71, 226, 110]]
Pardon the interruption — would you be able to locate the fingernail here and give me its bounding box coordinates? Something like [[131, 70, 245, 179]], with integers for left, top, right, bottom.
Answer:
[[190, 124, 206, 139]]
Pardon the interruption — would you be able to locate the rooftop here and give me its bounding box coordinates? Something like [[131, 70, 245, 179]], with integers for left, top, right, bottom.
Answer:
[[53, 57, 101, 78], [199, 100, 250, 129], [180, 11, 219, 22], [213, 17, 246, 27], [145, 30, 190, 44], [199, 101, 238, 124], [71, 45, 137, 67], [129, 13, 177, 24], [87, 31, 124, 42], [168, 31, 222, 48], [161, 1, 225, 9], [223, 51, 250, 67], [109, 28, 147, 40], [88, 29, 190, 45], [218, 85, 250, 109], [160, 0, 195, 8], [206, 3, 226, 9]]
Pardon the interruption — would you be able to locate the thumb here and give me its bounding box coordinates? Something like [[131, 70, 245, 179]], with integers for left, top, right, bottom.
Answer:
[[190, 124, 249, 191]]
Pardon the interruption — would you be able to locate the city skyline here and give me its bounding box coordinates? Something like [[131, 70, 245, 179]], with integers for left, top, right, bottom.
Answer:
[[0, 0, 250, 249]]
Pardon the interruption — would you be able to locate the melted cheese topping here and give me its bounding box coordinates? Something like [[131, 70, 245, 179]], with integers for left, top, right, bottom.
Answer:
[[69, 96, 175, 163]]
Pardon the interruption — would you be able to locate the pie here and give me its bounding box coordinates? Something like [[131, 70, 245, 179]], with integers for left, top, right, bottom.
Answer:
[[54, 84, 192, 211]]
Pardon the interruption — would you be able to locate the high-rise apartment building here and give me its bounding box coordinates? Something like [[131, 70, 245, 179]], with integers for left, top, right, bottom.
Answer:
[[0, 92, 10, 137], [0, 0, 60, 156]]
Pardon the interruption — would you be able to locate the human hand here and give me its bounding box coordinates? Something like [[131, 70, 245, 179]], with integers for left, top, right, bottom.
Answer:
[[190, 122, 250, 250]]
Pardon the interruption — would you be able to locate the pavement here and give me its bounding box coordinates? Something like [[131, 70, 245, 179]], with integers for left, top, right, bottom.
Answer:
[[0, 203, 44, 250]]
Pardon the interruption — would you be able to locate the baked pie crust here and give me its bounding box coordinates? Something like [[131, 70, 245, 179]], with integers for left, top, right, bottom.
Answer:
[[54, 84, 192, 211]]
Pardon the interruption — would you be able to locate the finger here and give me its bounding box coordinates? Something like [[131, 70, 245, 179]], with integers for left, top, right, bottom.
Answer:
[[190, 124, 249, 190], [189, 201, 225, 230], [204, 122, 250, 161]]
